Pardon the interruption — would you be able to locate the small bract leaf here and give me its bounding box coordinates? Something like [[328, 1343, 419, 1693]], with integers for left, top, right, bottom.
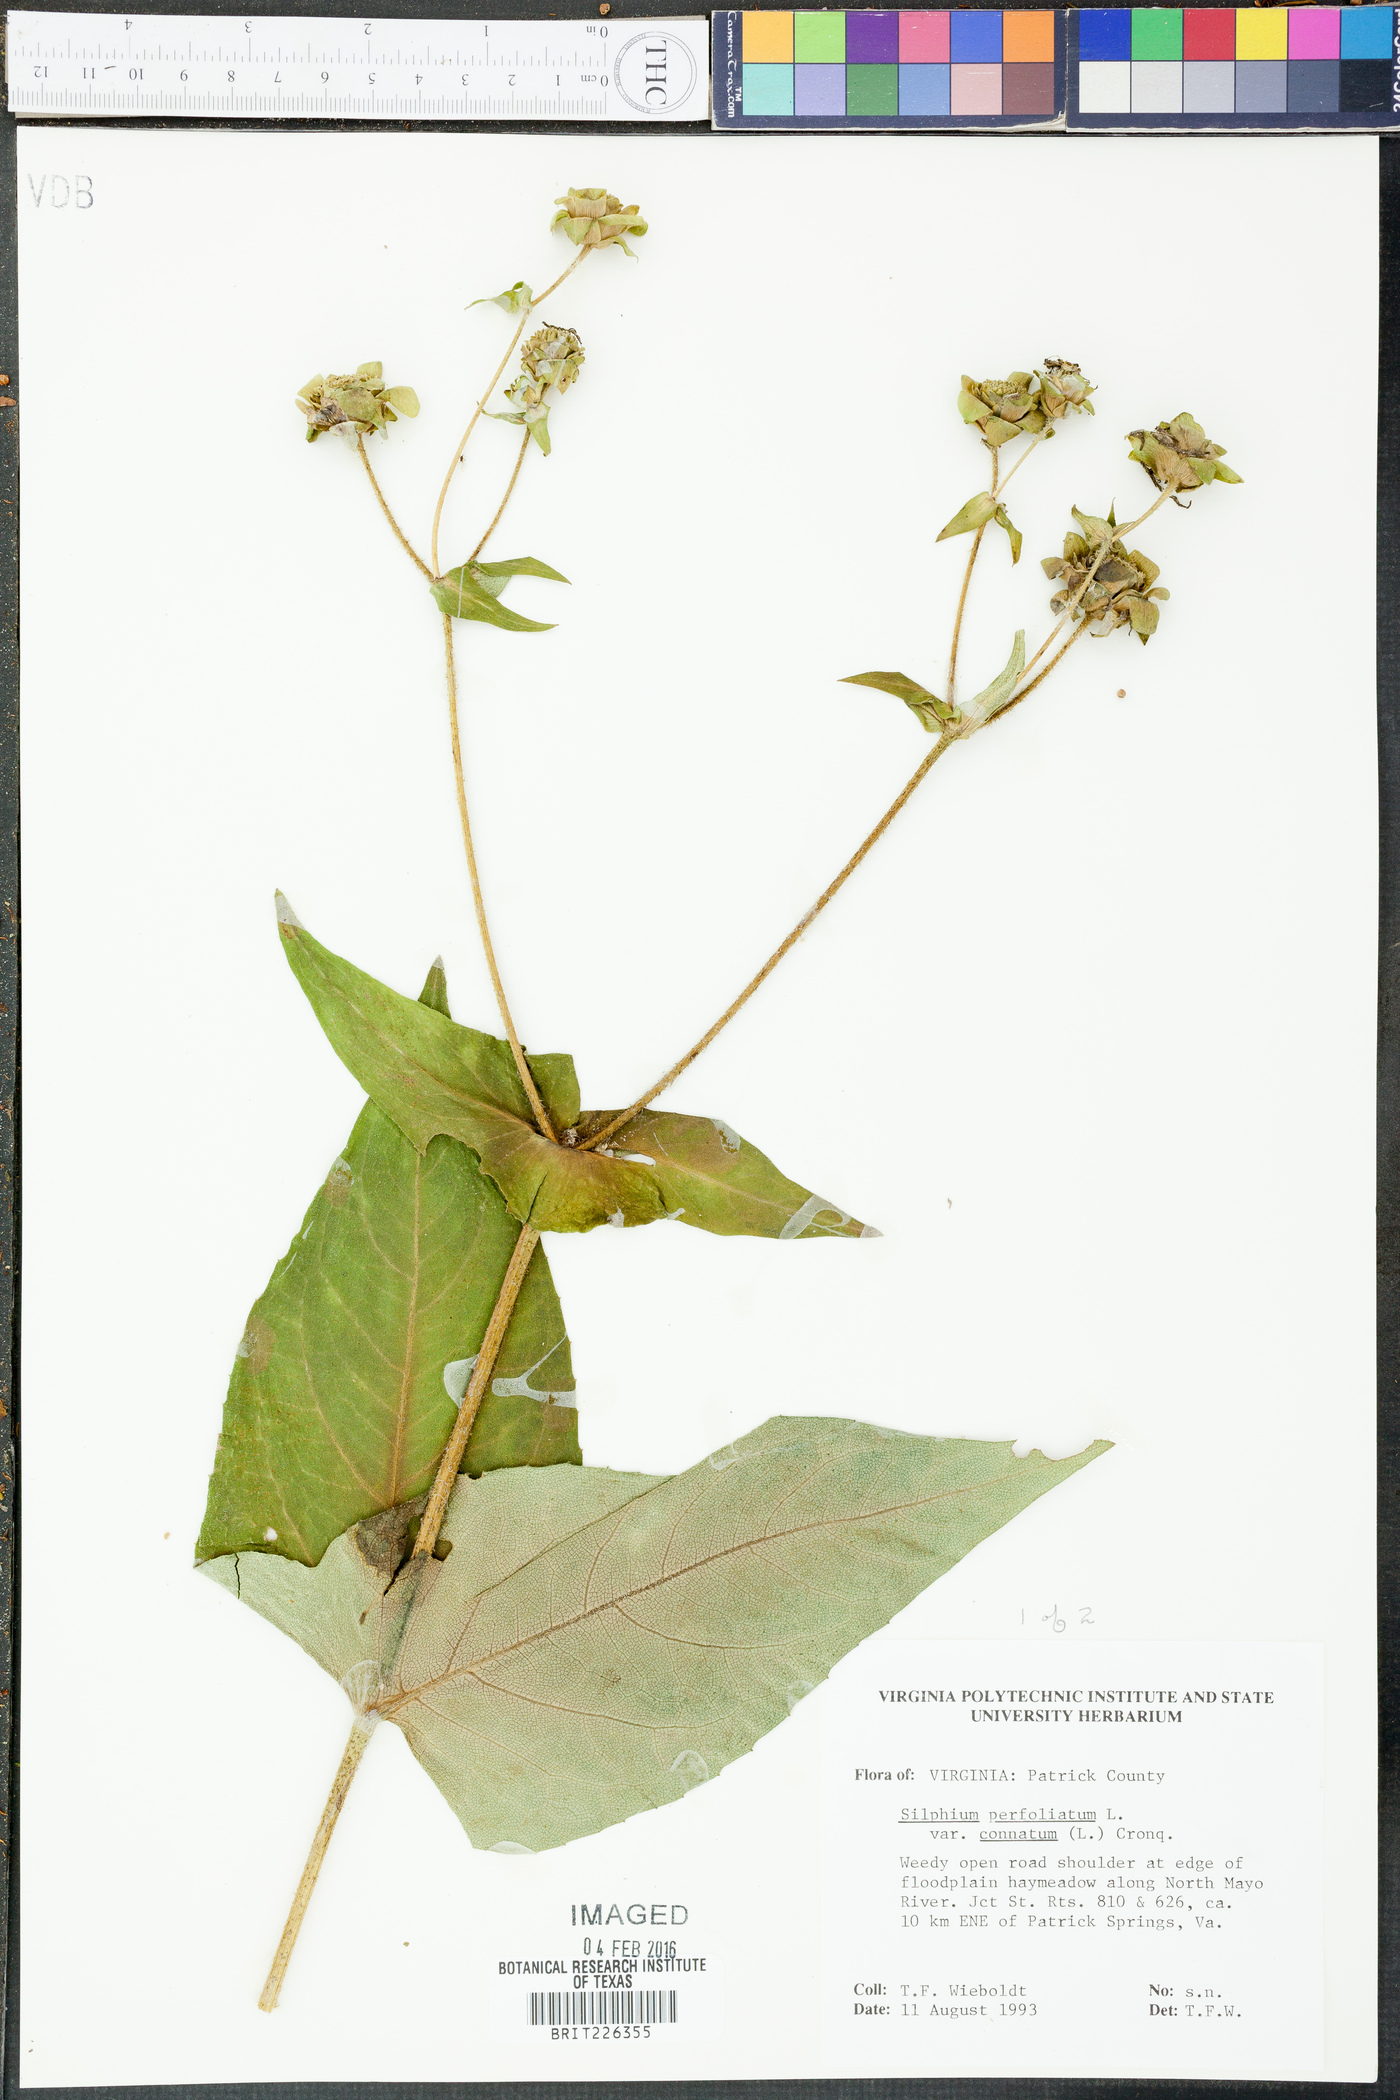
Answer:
[[382, 386, 420, 418], [430, 558, 567, 632], [994, 505, 1022, 564], [936, 491, 998, 542], [960, 630, 1026, 733], [203, 1418, 1110, 1852], [840, 670, 959, 733], [470, 282, 534, 316]]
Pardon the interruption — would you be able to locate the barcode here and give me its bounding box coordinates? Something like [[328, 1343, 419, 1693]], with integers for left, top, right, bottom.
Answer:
[[529, 1989, 678, 2025]]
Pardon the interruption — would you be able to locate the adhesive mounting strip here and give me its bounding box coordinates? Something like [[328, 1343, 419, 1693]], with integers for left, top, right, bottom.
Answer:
[[712, 10, 1067, 127]]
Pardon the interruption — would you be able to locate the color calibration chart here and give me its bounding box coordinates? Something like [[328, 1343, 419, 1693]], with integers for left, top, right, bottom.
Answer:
[[714, 7, 1400, 127], [1071, 5, 1399, 124], [713, 9, 1067, 125]]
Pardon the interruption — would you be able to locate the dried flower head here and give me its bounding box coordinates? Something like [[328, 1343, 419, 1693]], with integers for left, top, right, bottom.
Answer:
[[489, 328, 586, 456], [1038, 358, 1095, 420], [296, 362, 419, 444], [521, 325, 585, 393], [550, 188, 647, 255], [1042, 510, 1170, 645], [958, 371, 1047, 446], [1126, 413, 1242, 499]]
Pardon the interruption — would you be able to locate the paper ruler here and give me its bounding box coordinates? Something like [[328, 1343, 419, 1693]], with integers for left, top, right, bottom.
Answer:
[[5, 11, 709, 119]]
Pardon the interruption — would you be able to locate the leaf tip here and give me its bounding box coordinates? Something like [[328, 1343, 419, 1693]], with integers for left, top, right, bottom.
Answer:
[[859, 1223, 883, 1240], [274, 891, 303, 933]]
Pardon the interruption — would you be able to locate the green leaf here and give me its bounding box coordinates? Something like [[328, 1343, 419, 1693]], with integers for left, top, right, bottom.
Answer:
[[473, 555, 569, 585], [935, 491, 997, 543], [195, 962, 580, 1569], [382, 386, 420, 418], [840, 670, 958, 734], [276, 906, 872, 1239], [993, 505, 1022, 564], [470, 281, 534, 316], [429, 557, 567, 633], [203, 1417, 1110, 1852], [962, 630, 1026, 732], [1071, 505, 1116, 546]]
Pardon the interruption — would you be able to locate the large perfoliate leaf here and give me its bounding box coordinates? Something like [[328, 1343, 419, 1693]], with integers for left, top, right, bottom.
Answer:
[[196, 961, 579, 1569], [429, 556, 568, 633], [203, 1417, 1110, 1852], [276, 906, 873, 1240]]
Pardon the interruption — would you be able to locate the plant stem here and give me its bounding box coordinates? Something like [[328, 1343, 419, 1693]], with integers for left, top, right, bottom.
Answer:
[[992, 428, 1045, 500], [1021, 490, 1169, 681], [997, 621, 1088, 723], [258, 1717, 375, 2012], [257, 1220, 540, 2009], [441, 612, 558, 1139], [413, 1224, 543, 1560], [429, 251, 585, 576], [585, 551, 1112, 1154], [947, 448, 998, 707], [581, 733, 958, 1151], [356, 438, 434, 581], [470, 430, 531, 563]]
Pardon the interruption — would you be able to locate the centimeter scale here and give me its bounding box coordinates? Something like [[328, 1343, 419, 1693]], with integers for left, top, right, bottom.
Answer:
[[4, 11, 709, 118]]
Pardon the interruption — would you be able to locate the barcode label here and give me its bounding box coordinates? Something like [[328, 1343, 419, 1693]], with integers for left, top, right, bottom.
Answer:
[[529, 1989, 678, 2026]]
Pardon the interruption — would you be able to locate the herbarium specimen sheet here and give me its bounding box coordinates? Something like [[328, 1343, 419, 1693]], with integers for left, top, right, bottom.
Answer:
[[16, 129, 1378, 2083]]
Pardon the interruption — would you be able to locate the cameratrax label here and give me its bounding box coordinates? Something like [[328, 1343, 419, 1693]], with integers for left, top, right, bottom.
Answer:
[[820, 1642, 1322, 2079]]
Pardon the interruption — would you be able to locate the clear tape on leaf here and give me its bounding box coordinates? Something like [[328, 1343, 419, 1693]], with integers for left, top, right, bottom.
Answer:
[[429, 558, 567, 633]]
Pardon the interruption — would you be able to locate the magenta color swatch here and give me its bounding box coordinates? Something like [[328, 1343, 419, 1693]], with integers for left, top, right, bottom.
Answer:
[[1289, 6, 1341, 57], [899, 10, 951, 62], [846, 9, 899, 62]]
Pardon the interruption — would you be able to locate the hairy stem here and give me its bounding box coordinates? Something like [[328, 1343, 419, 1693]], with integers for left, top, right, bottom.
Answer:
[[258, 1220, 542, 2009], [997, 620, 1088, 723], [430, 250, 584, 575], [470, 430, 531, 563], [258, 1718, 374, 2012], [581, 734, 958, 1151], [990, 428, 1044, 502], [441, 613, 557, 1139], [357, 439, 434, 581], [585, 546, 1112, 1155], [413, 1224, 543, 1560], [947, 447, 998, 707]]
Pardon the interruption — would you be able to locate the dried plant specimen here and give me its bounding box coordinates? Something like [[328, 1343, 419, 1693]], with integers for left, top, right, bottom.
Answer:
[[197, 191, 1239, 2009]]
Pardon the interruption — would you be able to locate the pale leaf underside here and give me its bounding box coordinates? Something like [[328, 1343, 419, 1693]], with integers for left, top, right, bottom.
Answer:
[[204, 1417, 1109, 1852]]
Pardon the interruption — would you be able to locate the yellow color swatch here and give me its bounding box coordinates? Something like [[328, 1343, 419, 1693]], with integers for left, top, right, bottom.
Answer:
[[743, 10, 795, 61], [1235, 8, 1288, 59]]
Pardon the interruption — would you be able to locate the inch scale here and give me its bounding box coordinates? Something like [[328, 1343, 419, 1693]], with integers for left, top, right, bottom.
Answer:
[[5, 11, 709, 119]]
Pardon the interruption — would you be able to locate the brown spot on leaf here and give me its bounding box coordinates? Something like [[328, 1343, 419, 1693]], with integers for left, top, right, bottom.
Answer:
[[352, 1493, 427, 1577]]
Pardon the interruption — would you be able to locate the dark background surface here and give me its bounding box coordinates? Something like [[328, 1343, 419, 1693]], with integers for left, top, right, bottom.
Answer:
[[0, 4, 1391, 2094]]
